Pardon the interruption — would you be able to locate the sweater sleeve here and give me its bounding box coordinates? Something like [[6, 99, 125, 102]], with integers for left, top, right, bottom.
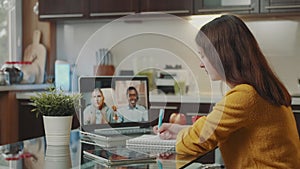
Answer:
[[176, 84, 257, 155]]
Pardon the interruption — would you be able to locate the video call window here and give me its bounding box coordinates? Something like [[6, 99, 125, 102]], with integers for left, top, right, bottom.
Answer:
[[79, 76, 149, 125], [114, 80, 148, 108]]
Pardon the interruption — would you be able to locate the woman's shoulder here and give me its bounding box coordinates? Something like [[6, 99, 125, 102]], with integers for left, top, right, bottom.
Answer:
[[226, 84, 257, 96], [223, 84, 259, 107], [103, 103, 114, 113]]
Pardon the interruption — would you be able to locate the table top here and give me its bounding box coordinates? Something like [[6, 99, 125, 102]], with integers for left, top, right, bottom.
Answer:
[[0, 130, 212, 169]]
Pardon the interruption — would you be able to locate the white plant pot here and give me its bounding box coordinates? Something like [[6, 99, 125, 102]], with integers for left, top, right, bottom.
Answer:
[[43, 115, 73, 146]]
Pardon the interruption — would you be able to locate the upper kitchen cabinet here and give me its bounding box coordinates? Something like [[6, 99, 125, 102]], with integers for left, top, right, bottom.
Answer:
[[38, 0, 88, 20], [89, 0, 139, 18], [260, 0, 300, 13], [194, 0, 259, 14], [140, 0, 193, 15]]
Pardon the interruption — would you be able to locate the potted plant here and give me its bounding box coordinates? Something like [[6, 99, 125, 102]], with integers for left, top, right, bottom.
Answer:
[[30, 87, 81, 146]]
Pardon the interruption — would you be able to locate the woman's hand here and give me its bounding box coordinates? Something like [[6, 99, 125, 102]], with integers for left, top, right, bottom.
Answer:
[[153, 123, 189, 140]]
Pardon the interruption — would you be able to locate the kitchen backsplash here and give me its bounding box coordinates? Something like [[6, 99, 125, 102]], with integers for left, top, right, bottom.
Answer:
[[56, 15, 300, 95]]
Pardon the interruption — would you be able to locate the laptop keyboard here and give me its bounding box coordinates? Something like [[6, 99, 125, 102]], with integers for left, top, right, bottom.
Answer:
[[94, 127, 152, 136]]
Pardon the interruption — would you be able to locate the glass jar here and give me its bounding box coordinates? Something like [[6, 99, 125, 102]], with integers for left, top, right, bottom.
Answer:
[[0, 70, 9, 85], [1, 61, 31, 84]]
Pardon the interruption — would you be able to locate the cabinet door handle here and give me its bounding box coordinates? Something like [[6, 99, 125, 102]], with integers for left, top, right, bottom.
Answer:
[[197, 7, 254, 13], [90, 12, 135, 17], [141, 10, 190, 14], [39, 14, 84, 19], [150, 106, 178, 110], [265, 5, 300, 10], [20, 102, 34, 106]]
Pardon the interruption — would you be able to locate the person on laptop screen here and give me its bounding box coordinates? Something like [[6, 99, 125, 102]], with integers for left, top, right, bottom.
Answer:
[[117, 86, 148, 122], [83, 88, 119, 124]]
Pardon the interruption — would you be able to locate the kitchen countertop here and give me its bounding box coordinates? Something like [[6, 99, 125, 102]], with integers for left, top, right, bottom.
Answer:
[[149, 93, 223, 103], [0, 83, 52, 92], [151, 94, 300, 105], [16, 91, 223, 103], [0, 84, 52, 92], [16, 91, 300, 105]]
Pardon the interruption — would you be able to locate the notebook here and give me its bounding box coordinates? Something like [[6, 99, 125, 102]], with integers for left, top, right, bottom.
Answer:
[[78, 76, 154, 144], [126, 134, 176, 154]]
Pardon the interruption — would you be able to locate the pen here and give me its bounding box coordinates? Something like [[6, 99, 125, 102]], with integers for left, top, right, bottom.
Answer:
[[158, 109, 164, 130], [157, 159, 163, 169]]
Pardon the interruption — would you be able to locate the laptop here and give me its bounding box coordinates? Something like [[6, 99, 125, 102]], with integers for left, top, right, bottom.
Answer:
[[78, 76, 153, 144]]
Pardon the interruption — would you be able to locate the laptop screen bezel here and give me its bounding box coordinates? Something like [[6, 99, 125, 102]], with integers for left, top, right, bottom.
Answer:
[[78, 76, 151, 132]]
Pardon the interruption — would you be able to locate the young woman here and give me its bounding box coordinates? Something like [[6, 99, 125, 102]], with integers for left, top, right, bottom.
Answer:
[[153, 15, 300, 168]]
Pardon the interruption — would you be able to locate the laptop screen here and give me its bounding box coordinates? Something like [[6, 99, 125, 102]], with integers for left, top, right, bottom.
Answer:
[[78, 76, 150, 131]]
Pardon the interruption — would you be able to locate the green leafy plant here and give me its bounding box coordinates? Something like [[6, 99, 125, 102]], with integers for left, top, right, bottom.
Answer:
[[30, 87, 81, 117]]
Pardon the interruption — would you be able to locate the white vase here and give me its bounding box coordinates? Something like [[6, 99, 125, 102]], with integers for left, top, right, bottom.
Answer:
[[43, 115, 73, 146]]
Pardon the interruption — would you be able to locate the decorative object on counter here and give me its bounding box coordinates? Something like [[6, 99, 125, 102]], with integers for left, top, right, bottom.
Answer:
[[3, 61, 35, 84], [169, 112, 186, 125], [30, 87, 81, 146], [173, 69, 188, 96], [165, 64, 182, 69], [94, 48, 115, 75], [191, 115, 202, 124], [1, 61, 25, 84], [119, 70, 134, 76], [21, 68, 36, 84], [137, 68, 156, 91], [0, 70, 9, 85], [20, 60, 37, 84], [23, 30, 47, 84], [174, 80, 186, 95], [55, 60, 71, 91], [156, 68, 189, 95]]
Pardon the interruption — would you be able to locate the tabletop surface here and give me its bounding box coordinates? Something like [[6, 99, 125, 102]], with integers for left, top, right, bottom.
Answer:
[[0, 130, 222, 169]]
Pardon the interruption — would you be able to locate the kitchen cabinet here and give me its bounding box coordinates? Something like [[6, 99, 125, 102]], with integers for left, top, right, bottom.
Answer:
[[194, 0, 259, 14], [0, 91, 19, 145], [18, 100, 44, 141], [38, 0, 193, 21], [38, 0, 88, 20], [140, 0, 193, 15], [260, 0, 300, 13], [89, 0, 139, 18], [38, 0, 300, 21]]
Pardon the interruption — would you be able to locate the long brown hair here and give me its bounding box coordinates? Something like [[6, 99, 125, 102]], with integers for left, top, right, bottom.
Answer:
[[196, 15, 291, 106]]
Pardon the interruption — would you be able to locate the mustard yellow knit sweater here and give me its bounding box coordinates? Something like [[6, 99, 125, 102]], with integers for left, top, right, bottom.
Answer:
[[176, 84, 300, 169]]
